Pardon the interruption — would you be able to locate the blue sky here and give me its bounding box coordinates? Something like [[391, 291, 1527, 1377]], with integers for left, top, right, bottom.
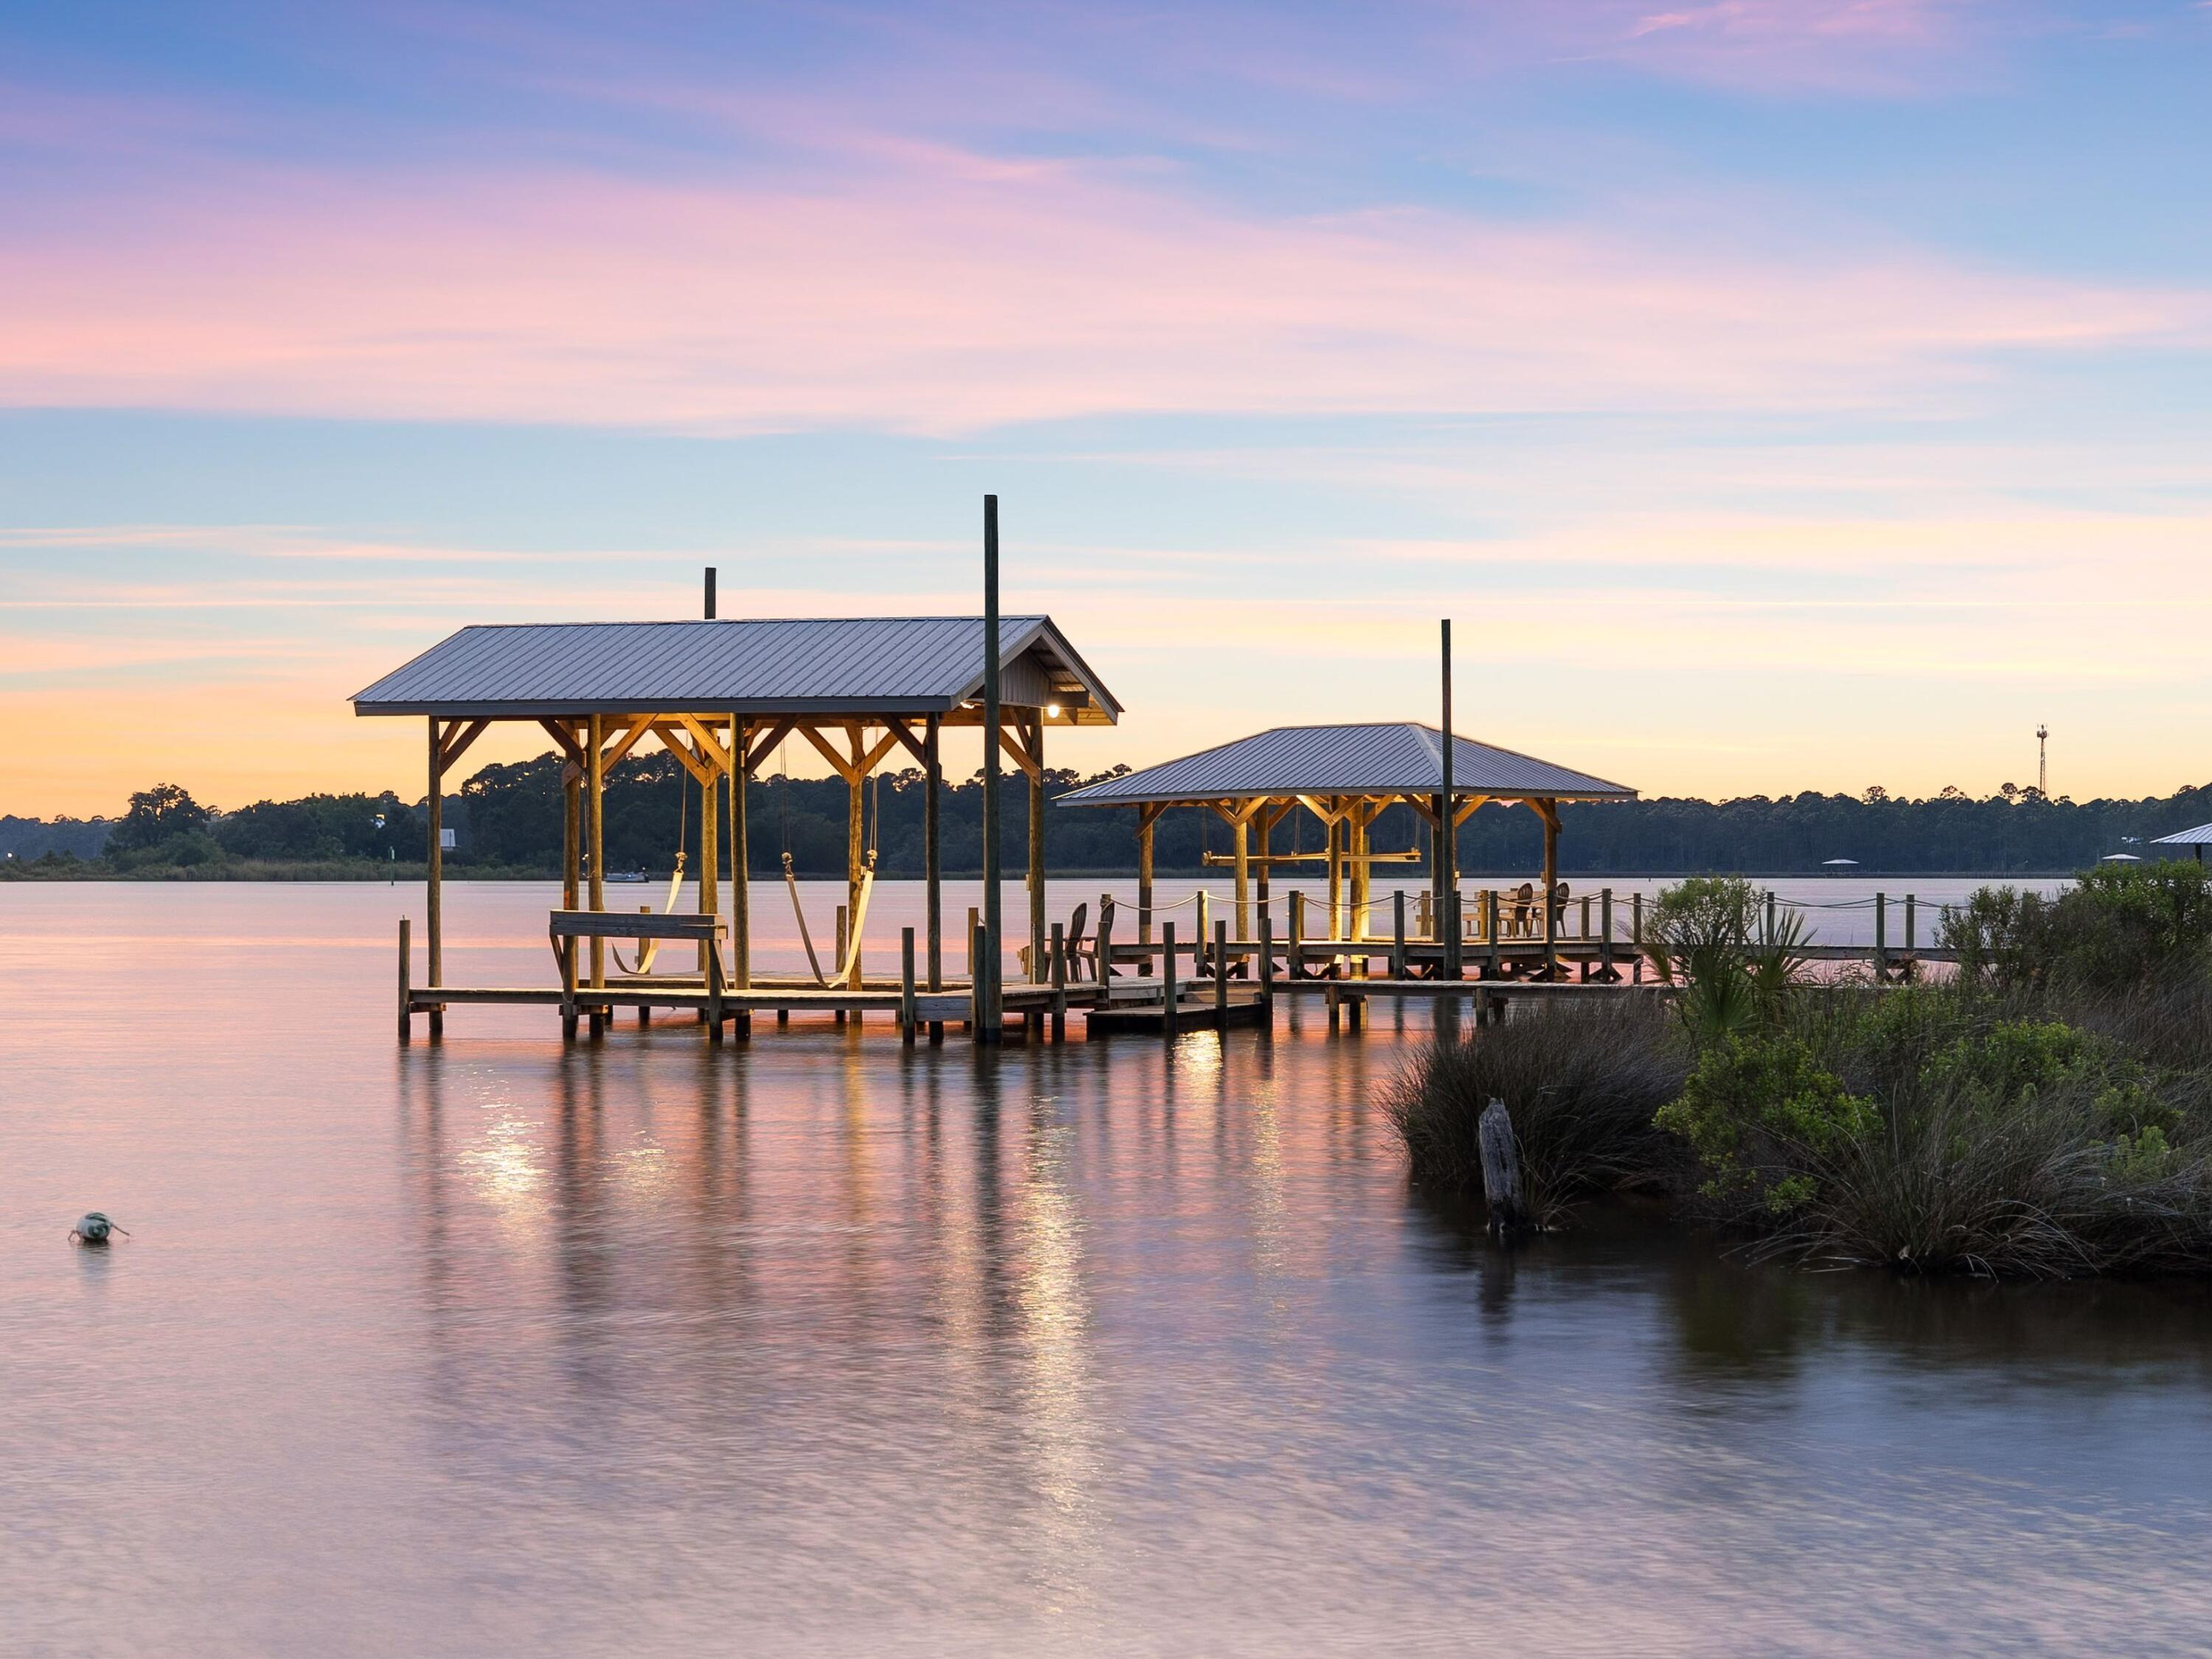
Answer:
[[3, 0, 2209, 813]]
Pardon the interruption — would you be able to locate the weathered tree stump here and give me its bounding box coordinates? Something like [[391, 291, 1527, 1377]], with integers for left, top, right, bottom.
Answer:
[[1478, 1097, 1526, 1237]]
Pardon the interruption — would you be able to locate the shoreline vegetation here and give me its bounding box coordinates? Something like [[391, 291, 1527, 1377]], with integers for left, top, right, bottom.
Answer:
[[1388, 866, 2212, 1280], [10, 762, 2212, 880]]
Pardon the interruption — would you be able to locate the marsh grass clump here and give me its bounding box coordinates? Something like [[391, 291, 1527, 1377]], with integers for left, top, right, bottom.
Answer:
[[1686, 986, 2212, 1276], [1385, 999, 1689, 1227], [1387, 867, 2212, 1278]]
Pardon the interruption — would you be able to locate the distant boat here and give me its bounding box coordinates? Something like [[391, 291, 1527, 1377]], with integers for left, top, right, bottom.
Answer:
[[2100, 852, 2143, 863], [1820, 858, 1859, 874], [605, 869, 652, 883]]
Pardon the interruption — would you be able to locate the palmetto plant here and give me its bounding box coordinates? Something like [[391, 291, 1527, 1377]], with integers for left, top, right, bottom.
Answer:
[[1644, 876, 1811, 1043]]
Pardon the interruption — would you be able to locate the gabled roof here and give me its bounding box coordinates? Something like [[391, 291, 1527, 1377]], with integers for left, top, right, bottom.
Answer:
[[351, 616, 1119, 723], [1057, 722, 1633, 807], [2151, 821, 2212, 845]]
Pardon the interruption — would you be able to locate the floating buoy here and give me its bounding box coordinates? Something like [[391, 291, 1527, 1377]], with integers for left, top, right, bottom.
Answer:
[[69, 1212, 128, 1245]]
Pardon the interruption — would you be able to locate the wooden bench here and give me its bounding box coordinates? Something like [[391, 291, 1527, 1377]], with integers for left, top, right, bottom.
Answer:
[[549, 909, 728, 1040]]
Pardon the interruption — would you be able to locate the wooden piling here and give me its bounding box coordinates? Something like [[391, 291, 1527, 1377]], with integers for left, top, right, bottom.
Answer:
[[1214, 919, 1229, 1029], [397, 917, 411, 1043], [900, 926, 917, 1046], [1391, 890, 1407, 980], [1478, 1098, 1526, 1235], [1050, 921, 1067, 1043], [1162, 921, 1179, 1037], [1289, 889, 1305, 981], [1259, 917, 1275, 1020], [1485, 888, 1500, 980]]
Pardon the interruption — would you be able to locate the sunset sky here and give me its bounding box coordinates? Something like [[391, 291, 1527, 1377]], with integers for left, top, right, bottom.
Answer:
[[4, 0, 2210, 817]]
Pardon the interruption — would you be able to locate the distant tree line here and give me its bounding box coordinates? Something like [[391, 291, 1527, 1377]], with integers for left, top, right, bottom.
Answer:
[[8, 762, 2212, 877]]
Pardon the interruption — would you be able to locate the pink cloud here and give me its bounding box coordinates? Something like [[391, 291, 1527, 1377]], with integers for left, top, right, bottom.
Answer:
[[0, 143, 2196, 436]]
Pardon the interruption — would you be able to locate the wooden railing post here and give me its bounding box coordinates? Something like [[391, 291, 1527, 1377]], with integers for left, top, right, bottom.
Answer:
[[1259, 917, 1275, 1020], [1049, 921, 1067, 1043], [1391, 890, 1407, 980]]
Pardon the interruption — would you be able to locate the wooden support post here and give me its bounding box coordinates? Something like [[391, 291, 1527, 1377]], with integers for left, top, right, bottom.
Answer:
[[561, 754, 580, 912], [1874, 891, 1888, 978], [979, 494, 1004, 1044], [1214, 918, 1229, 1029], [1349, 804, 1371, 948], [1765, 888, 1778, 947], [1288, 889, 1305, 980], [587, 712, 606, 990], [1137, 804, 1157, 967], [706, 928, 725, 1046], [1579, 893, 1591, 941], [1259, 916, 1275, 1019], [557, 934, 578, 1040], [1418, 888, 1433, 942], [845, 731, 865, 992], [1254, 803, 1274, 938], [397, 917, 411, 1043], [1439, 618, 1459, 980], [1485, 888, 1500, 980], [731, 716, 749, 991], [970, 919, 987, 1035], [1161, 921, 1179, 1037], [1050, 921, 1066, 1043], [1392, 890, 1407, 980], [1326, 816, 1343, 950], [1232, 813, 1251, 944], [1196, 888, 1210, 978], [1028, 712, 1046, 983], [1601, 888, 1615, 977], [1540, 800, 1558, 981], [699, 733, 720, 983], [1632, 891, 1644, 981], [835, 905, 849, 1026], [900, 926, 918, 1046], [1096, 893, 1115, 984], [1905, 893, 1916, 953], [425, 720, 444, 1038], [925, 714, 943, 995]]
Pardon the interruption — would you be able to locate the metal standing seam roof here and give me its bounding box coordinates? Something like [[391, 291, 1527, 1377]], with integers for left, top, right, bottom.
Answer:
[[350, 616, 1119, 723], [2151, 822, 2212, 845], [1054, 723, 1635, 807]]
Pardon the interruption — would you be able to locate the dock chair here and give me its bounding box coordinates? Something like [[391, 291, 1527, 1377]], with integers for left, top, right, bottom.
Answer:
[[1510, 883, 1534, 939], [1068, 899, 1117, 981], [1020, 902, 1092, 981]]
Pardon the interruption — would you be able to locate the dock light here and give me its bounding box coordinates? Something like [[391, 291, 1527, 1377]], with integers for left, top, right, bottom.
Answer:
[[1047, 703, 1062, 717]]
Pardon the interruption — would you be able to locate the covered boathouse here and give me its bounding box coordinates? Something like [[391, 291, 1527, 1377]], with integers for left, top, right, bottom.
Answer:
[[1055, 721, 1638, 981], [353, 612, 1121, 1042]]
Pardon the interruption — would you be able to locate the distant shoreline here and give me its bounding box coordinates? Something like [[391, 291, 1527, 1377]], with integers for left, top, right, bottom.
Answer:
[[1, 863, 2094, 884]]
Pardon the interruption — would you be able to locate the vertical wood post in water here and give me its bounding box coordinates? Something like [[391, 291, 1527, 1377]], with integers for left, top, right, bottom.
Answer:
[[1765, 888, 1777, 947], [900, 926, 917, 1046], [1259, 917, 1275, 1020], [1196, 888, 1211, 978], [1601, 888, 1615, 977], [1874, 891, 1888, 977], [1905, 893, 1916, 953], [699, 731, 719, 985], [1539, 801, 1559, 981], [1161, 922, 1178, 1037], [1478, 1098, 1526, 1236], [1050, 922, 1066, 1043], [1288, 890, 1304, 981], [979, 495, 1004, 1043], [1392, 890, 1407, 980], [1214, 918, 1229, 1028], [1233, 815, 1251, 945], [1486, 888, 1501, 979], [397, 917, 411, 1043]]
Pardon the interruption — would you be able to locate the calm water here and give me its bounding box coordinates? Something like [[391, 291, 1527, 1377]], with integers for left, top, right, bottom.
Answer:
[[4, 881, 2208, 1657]]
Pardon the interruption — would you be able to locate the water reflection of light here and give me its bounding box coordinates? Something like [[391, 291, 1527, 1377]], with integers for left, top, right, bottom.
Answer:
[[456, 1107, 545, 1240], [1013, 1109, 1104, 1608]]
